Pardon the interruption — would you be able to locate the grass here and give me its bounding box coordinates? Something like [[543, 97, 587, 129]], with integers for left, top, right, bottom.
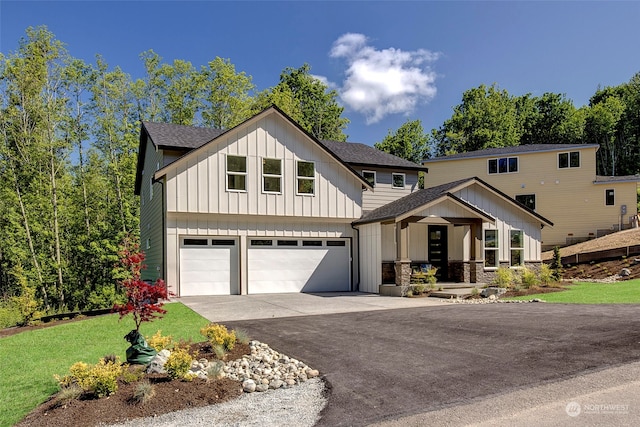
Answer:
[[0, 302, 210, 427], [506, 279, 640, 304]]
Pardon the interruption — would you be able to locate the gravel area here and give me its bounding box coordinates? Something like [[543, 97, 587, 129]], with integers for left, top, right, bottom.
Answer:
[[103, 377, 327, 427]]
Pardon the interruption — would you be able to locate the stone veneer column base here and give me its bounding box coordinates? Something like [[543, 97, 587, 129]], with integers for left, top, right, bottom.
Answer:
[[394, 260, 412, 287]]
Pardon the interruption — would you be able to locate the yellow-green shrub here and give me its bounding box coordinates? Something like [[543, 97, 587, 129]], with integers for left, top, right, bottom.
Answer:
[[56, 357, 126, 398], [147, 330, 173, 351], [520, 267, 539, 289], [493, 267, 514, 288], [200, 323, 236, 350], [165, 348, 193, 380]]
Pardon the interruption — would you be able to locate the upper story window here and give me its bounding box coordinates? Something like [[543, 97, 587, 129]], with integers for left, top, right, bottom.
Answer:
[[605, 189, 615, 206], [297, 161, 315, 195], [488, 157, 518, 174], [226, 155, 247, 192], [392, 173, 405, 189], [558, 151, 580, 169], [515, 194, 536, 211], [362, 170, 376, 187], [262, 158, 282, 194]]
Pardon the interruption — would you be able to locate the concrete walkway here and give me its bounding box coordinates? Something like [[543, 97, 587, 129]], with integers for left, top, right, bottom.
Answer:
[[179, 292, 448, 322]]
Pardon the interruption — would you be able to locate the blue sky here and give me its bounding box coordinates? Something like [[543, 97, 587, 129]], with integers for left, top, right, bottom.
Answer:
[[2, 1, 639, 145]]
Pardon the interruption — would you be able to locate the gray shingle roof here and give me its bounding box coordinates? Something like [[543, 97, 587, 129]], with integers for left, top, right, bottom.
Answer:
[[594, 175, 640, 184], [142, 121, 225, 150], [423, 143, 600, 162], [354, 178, 474, 225], [320, 140, 427, 171]]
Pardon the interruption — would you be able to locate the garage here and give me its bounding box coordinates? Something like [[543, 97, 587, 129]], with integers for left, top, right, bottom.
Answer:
[[179, 237, 239, 296], [248, 238, 351, 294]]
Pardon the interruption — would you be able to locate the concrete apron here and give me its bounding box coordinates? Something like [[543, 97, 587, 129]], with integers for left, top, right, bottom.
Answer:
[[178, 292, 449, 323]]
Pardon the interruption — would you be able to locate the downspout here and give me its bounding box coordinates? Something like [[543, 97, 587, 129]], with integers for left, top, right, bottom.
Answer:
[[351, 224, 360, 292], [153, 177, 167, 287]]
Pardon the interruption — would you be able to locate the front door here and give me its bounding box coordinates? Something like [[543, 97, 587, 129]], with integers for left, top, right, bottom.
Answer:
[[428, 225, 448, 281]]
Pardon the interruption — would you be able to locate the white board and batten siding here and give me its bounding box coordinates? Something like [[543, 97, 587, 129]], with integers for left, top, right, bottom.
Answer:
[[164, 114, 363, 220], [358, 222, 382, 293], [451, 184, 543, 262]]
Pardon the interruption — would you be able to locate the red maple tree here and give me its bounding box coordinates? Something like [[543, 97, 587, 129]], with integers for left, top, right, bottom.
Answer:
[[112, 238, 170, 332]]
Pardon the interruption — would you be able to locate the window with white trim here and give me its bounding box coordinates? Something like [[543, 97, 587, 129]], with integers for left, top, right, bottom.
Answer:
[[362, 170, 376, 187], [510, 230, 524, 266], [484, 229, 499, 268], [296, 161, 315, 195], [488, 157, 518, 174], [262, 158, 282, 193], [392, 173, 405, 189], [558, 151, 580, 169], [605, 189, 615, 206], [226, 155, 247, 191]]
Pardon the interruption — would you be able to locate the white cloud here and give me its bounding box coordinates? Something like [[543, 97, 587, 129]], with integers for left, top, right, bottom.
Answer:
[[330, 33, 440, 124]]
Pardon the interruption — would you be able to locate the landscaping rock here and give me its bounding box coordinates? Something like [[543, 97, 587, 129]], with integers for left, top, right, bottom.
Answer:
[[147, 349, 171, 374], [480, 287, 507, 298], [620, 268, 631, 276], [243, 379, 256, 393]]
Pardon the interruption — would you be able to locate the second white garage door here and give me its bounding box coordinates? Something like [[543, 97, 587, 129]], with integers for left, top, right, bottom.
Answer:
[[248, 238, 351, 293]]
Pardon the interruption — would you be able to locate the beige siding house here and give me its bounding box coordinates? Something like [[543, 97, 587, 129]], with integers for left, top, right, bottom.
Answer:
[[135, 107, 552, 296], [423, 144, 640, 250]]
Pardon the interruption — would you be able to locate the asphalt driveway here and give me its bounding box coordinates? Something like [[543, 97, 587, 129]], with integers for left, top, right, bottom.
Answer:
[[213, 301, 640, 426]]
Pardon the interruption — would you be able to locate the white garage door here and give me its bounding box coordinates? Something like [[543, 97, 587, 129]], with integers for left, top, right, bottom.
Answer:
[[180, 237, 239, 296], [248, 238, 350, 294]]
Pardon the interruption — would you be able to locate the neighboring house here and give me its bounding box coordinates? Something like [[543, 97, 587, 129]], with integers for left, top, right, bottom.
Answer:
[[134, 107, 552, 296], [423, 144, 640, 250]]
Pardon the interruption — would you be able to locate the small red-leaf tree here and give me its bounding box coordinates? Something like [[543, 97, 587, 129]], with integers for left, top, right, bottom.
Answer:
[[112, 237, 171, 332]]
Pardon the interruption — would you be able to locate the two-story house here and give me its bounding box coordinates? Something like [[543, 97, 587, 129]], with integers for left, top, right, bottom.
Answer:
[[135, 107, 551, 296], [423, 144, 640, 250]]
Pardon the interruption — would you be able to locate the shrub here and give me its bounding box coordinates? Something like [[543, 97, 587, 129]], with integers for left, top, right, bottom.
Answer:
[[132, 380, 155, 404], [212, 343, 228, 360], [200, 323, 236, 350], [121, 366, 146, 384], [0, 302, 24, 329], [520, 267, 539, 289], [493, 267, 514, 288], [165, 348, 193, 380], [550, 247, 563, 280], [538, 264, 555, 286], [56, 357, 126, 398], [234, 328, 250, 345], [206, 360, 225, 380], [54, 384, 83, 407], [471, 287, 480, 296], [147, 330, 173, 351], [412, 283, 426, 295]]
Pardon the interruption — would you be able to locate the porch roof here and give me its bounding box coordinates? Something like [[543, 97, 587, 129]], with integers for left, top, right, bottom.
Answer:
[[353, 177, 553, 226]]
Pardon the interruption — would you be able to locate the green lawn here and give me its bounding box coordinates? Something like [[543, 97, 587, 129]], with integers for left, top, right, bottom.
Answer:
[[506, 279, 640, 304], [0, 303, 211, 427]]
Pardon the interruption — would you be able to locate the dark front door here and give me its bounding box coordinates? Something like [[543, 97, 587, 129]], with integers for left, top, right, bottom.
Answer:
[[428, 225, 448, 281]]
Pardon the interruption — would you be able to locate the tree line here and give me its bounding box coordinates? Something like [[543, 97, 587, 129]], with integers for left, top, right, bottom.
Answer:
[[1, 26, 638, 322], [376, 79, 640, 177]]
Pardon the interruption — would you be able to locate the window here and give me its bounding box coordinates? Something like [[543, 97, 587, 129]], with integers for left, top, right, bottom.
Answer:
[[302, 240, 322, 247], [605, 189, 615, 206], [184, 238, 208, 246], [515, 194, 536, 211], [297, 161, 315, 195], [327, 240, 346, 246], [559, 151, 580, 169], [262, 158, 282, 193], [277, 240, 298, 246], [362, 170, 376, 187], [510, 230, 524, 266], [212, 240, 235, 246], [392, 173, 405, 189], [484, 229, 499, 268], [250, 239, 273, 246], [488, 157, 518, 174], [226, 155, 247, 191]]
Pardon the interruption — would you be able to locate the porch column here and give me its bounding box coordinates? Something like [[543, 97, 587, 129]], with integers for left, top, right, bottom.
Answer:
[[395, 221, 411, 287], [469, 222, 483, 283]]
